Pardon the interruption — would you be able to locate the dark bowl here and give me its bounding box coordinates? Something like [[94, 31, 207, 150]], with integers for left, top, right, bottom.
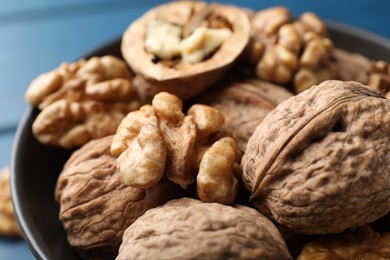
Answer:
[[10, 21, 390, 260]]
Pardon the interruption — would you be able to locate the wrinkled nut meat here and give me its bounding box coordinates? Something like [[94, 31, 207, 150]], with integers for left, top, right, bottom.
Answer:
[[117, 198, 292, 260], [0, 168, 22, 238], [297, 225, 390, 259], [242, 80, 390, 234], [197, 137, 238, 204], [201, 77, 293, 153], [122, 1, 250, 101], [249, 7, 337, 93], [25, 55, 141, 149], [111, 92, 239, 204], [55, 135, 183, 260], [368, 60, 390, 99]]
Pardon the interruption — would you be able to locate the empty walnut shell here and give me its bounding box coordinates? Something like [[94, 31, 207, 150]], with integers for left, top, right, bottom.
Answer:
[[122, 1, 250, 101], [201, 77, 293, 152], [242, 80, 390, 234], [55, 135, 183, 260], [117, 198, 291, 260]]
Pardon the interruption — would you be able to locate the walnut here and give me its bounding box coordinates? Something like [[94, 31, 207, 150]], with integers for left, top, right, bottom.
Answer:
[[25, 55, 141, 149], [334, 48, 371, 83], [368, 60, 390, 98], [197, 137, 238, 204], [0, 168, 22, 238], [117, 198, 292, 260], [242, 80, 390, 234], [249, 7, 338, 93], [122, 1, 250, 101], [111, 92, 239, 204], [297, 226, 390, 259], [55, 135, 183, 260], [200, 77, 293, 153]]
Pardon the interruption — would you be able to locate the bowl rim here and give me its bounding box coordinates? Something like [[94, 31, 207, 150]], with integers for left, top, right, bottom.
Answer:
[[10, 20, 390, 260]]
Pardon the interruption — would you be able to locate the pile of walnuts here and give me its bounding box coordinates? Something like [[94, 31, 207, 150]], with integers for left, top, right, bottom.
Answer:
[[22, 1, 390, 259]]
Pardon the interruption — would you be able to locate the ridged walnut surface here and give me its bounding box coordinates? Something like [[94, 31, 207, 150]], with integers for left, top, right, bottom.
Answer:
[[242, 80, 390, 234], [55, 135, 182, 259], [117, 198, 291, 260], [201, 77, 292, 153]]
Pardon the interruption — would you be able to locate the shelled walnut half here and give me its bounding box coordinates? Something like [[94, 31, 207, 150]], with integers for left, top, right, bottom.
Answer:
[[242, 80, 390, 234], [121, 1, 250, 101], [55, 135, 183, 260], [249, 7, 337, 93], [0, 168, 22, 238], [25, 55, 141, 149], [111, 92, 240, 204], [297, 226, 390, 259], [368, 60, 390, 99], [117, 198, 292, 260]]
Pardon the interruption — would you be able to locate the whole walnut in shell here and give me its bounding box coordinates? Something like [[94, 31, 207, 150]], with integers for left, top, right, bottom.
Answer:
[[25, 55, 141, 149], [249, 7, 337, 93], [122, 1, 250, 101], [201, 77, 293, 153], [242, 80, 390, 234], [117, 198, 292, 260], [55, 135, 183, 260]]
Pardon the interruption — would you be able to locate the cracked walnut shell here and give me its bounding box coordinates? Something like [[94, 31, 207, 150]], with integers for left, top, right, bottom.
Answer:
[[242, 80, 390, 234], [25, 55, 141, 149], [55, 135, 183, 260], [117, 198, 291, 260], [121, 1, 250, 101]]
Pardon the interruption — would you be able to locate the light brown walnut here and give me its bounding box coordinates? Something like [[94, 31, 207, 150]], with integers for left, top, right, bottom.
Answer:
[[122, 1, 250, 101], [25, 55, 141, 149], [368, 60, 390, 99], [242, 80, 390, 234], [200, 77, 293, 153], [117, 198, 292, 260], [0, 168, 22, 238], [297, 226, 390, 260], [249, 7, 337, 93], [55, 135, 183, 260], [111, 92, 239, 204]]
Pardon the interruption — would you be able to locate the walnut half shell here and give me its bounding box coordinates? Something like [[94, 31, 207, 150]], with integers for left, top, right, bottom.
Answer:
[[122, 1, 250, 101], [242, 80, 390, 234]]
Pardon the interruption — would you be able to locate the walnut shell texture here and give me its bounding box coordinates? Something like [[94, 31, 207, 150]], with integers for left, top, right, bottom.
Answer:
[[55, 135, 183, 259], [117, 198, 291, 260], [122, 1, 250, 101], [201, 77, 293, 152], [242, 80, 390, 234]]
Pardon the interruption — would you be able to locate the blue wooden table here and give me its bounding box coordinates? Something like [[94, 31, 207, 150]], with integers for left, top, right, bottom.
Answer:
[[1, 1, 389, 259]]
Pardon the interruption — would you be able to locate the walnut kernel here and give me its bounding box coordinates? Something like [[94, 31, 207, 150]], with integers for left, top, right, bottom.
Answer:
[[112, 92, 239, 204], [25, 56, 141, 149]]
